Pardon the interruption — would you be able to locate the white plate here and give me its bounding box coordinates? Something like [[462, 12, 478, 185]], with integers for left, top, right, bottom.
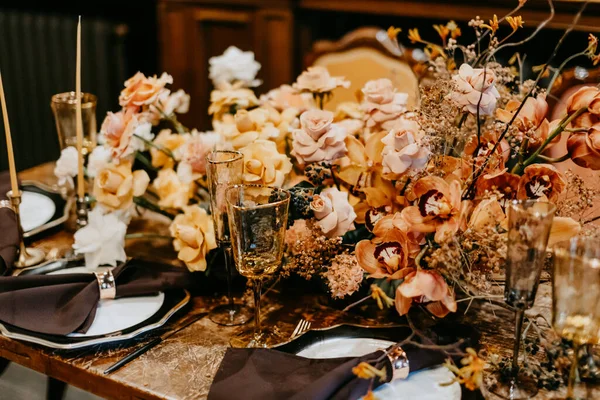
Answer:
[[48, 267, 166, 338], [297, 337, 461, 400], [20, 191, 56, 232]]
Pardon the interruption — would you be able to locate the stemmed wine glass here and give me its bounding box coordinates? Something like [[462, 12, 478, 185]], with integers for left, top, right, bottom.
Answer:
[[552, 237, 600, 400], [488, 200, 556, 399], [225, 184, 290, 348], [206, 150, 252, 326]]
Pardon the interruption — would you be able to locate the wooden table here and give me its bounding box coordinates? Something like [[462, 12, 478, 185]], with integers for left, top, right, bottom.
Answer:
[[0, 162, 597, 399]]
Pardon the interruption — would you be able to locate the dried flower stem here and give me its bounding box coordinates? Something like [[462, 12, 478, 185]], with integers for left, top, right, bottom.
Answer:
[[463, 3, 587, 198], [133, 133, 175, 159], [547, 51, 588, 93]]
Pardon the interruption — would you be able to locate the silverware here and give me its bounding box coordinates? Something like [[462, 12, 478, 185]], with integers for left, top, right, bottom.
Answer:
[[104, 312, 209, 375], [290, 319, 311, 339]]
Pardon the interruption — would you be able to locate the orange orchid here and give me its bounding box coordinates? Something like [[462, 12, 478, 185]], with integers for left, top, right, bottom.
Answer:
[[516, 164, 566, 202], [395, 269, 457, 318], [475, 168, 520, 204], [402, 176, 469, 244], [496, 94, 556, 149], [356, 225, 413, 279]]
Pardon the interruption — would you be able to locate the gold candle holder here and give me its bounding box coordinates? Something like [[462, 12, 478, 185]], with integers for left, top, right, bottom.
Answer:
[[7, 190, 45, 268], [76, 194, 89, 228]]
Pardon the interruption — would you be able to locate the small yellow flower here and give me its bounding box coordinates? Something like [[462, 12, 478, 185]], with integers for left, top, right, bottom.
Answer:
[[407, 28, 422, 44], [506, 15, 524, 31], [449, 21, 462, 39], [482, 14, 499, 33], [433, 24, 450, 42], [370, 284, 394, 309], [352, 362, 387, 382], [442, 348, 485, 391], [364, 391, 378, 400], [387, 26, 401, 40], [532, 64, 550, 78], [519, 0, 528, 6]]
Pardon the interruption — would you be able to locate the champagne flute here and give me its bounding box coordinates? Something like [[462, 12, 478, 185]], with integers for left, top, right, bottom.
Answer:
[[226, 184, 290, 348], [552, 237, 600, 399], [488, 200, 556, 399], [206, 150, 252, 326]]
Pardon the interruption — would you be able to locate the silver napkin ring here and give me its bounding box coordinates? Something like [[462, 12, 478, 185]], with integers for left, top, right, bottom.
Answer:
[[94, 270, 116, 300], [387, 346, 410, 380]]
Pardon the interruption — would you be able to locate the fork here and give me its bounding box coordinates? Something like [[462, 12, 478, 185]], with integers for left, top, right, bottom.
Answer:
[[290, 318, 311, 339]]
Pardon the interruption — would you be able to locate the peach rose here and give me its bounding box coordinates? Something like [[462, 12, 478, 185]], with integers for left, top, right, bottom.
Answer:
[[395, 269, 457, 318], [176, 131, 222, 183], [310, 188, 357, 237], [241, 140, 293, 187], [100, 108, 153, 160], [496, 94, 554, 149], [381, 117, 430, 178], [169, 205, 217, 272], [566, 86, 600, 116], [150, 129, 187, 169], [291, 110, 348, 164], [219, 108, 281, 150], [260, 84, 314, 112], [360, 78, 408, 133], [293, 66, 350, 94], [402, 176, 469, 243], [517, 164, 566, 202], [566, 122, 600, 170], [153, 168, 196, 209], [93, 161, 150, 211], [119, 72, 173, 109], [450, 63, 500, 116], [208, 81, 260, 122]]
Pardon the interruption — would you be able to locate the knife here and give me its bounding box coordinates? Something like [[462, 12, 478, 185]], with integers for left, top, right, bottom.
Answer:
[[103, 312, 209, 375]]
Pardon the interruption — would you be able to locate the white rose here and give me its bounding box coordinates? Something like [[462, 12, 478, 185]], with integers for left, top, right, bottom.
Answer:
[[450, 63, 500, 116], [309, 188, 357, 237], [87, 146, 112, 178], [209, 46, 261, 88], [54, 146, 79, 187], [73, 207, 127, 270]]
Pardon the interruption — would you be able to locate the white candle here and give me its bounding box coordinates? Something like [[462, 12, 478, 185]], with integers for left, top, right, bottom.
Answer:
[[75, 16, 84, 199], [0, 72, 19, 195]]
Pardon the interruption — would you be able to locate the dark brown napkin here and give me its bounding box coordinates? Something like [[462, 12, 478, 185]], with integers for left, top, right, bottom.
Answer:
[[0, 171, 19, 275], [0, 259, 193, 335], [208, 344, 447, 400]]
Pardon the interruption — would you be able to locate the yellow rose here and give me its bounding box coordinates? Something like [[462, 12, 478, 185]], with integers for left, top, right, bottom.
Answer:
[[150, 129, 187, 169], [240, 140, 292, 187], [208, 81, 259, 122], [169, 205, 217, 272], [153, 168, 196, 209], [93, 161, 150, 211]]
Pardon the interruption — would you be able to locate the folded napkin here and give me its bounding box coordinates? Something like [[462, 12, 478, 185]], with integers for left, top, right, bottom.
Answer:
[[0, 171, 19, 275], [209, 324, 477, 400], [0, 259, 193, 335]]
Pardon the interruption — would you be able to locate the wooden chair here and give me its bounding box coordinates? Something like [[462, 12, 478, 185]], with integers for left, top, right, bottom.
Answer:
[[304, 27, 421, 111]]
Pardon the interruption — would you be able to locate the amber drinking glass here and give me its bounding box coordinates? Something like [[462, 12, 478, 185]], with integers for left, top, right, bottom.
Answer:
[[226, 184, 290, 348], [489, 200, 556, 399], [206, 150, 252, 326], [51, 92, 97, 154], [552, 237, 600, 400]]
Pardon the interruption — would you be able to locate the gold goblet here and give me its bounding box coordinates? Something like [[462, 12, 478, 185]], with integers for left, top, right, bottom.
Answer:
[[226, 184, 290, 348], [552, 237, 600, 399]]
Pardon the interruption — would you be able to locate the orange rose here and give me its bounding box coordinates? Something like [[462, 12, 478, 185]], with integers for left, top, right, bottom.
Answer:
[[566, 122, 600, 170], [565, 86, 600, 129], [517, 164, 566, 202], [119, 72, 173, 109]]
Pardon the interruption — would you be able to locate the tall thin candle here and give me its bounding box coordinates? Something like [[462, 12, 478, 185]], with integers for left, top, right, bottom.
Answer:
[[0, 72, 19, 195], [75, 16, 84, 199]]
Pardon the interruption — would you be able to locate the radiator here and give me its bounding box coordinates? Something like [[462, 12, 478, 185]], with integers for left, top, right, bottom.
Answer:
[[0, 10, 128, 172]]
